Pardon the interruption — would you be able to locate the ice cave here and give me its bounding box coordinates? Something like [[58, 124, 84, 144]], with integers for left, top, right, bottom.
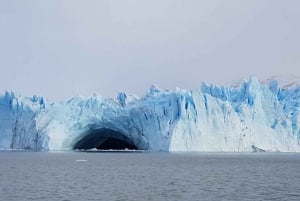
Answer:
[[72, 128, 138, 150]]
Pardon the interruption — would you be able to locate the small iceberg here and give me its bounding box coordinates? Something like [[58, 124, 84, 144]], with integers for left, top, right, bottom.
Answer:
[[75, 159, 88, 162]]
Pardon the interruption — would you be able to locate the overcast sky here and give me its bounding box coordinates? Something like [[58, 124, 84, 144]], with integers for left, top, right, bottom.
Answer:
[[0, 0, 300, 100]]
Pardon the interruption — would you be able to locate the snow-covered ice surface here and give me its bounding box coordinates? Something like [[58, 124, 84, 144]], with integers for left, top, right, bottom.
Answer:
[[1, 76, 300, 152]]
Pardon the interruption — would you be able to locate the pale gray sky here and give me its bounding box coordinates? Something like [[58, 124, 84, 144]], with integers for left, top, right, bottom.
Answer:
[[0, 0, 299, 100]]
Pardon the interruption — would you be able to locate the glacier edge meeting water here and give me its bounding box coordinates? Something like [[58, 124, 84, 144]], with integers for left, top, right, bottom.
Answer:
[[0, 76, 300, 152]]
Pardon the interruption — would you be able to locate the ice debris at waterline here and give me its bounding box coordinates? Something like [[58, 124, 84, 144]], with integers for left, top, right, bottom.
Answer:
[[1, 76, 300, 152]]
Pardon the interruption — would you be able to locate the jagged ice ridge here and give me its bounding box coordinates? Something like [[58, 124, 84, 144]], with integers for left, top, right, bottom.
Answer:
[[0, 76, 299, 152]]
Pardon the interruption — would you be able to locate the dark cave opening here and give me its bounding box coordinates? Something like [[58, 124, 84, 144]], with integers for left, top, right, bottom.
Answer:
[[97, 138, 137, 150], [73, 128, 138, 150]]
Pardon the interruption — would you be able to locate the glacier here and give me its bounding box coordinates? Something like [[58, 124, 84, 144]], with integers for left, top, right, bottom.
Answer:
[[0, 76, 300, 152]]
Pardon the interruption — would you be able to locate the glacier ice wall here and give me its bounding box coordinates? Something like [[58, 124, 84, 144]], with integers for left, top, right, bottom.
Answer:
[[0, 77, 300, 152], [0, 92, 48, 150]]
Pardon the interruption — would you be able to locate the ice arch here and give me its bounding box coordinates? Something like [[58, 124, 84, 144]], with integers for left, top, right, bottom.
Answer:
[[73, 128, 138, 150]]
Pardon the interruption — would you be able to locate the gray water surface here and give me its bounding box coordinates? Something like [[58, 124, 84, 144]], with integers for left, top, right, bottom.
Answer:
[[1, 152, 300, 201]]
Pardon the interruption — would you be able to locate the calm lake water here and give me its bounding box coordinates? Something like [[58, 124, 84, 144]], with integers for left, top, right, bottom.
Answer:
[[1, 151, 300, 201]]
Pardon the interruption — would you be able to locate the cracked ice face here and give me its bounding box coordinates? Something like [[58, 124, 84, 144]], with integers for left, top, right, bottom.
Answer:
[[72, 128, 138, 150]]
